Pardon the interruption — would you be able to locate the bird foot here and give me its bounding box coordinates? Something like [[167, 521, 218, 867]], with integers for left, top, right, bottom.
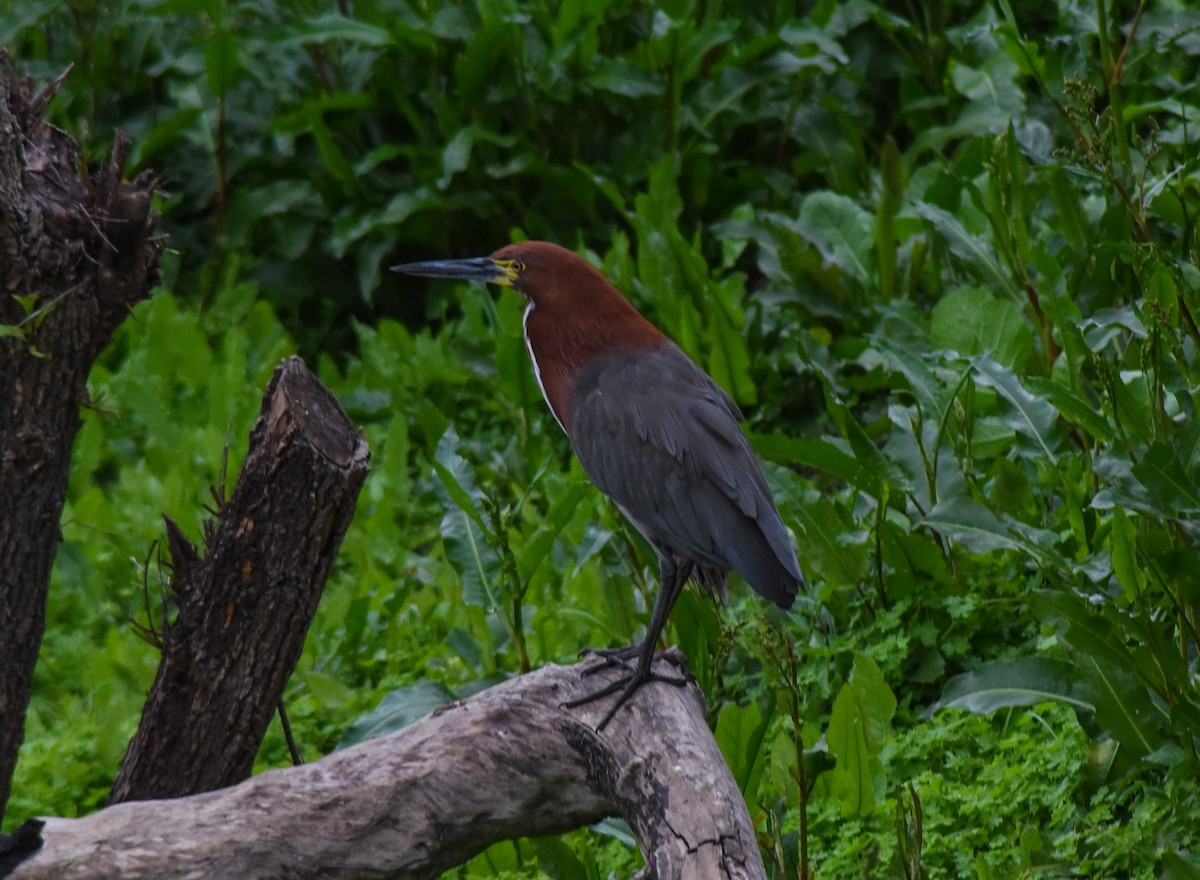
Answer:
[[566, 650, 691, 731], [576, 644, 640, 673], [577, 645, 689, 675]]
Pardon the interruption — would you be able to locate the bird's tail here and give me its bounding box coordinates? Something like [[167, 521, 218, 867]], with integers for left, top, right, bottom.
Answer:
[[728, 515, 803, 610]]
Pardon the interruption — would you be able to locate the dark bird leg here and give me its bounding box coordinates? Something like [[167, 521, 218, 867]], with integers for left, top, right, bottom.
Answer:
[[566, 555, 694, 730]]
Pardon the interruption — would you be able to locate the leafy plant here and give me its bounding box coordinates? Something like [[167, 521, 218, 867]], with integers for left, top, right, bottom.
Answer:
[[6, 0, 1200, 876]]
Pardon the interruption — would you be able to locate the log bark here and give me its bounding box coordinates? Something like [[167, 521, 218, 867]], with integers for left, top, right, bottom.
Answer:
[[0, 49, 161, 825], [9, 649, 765, 880], [108, 356, 370, 804]]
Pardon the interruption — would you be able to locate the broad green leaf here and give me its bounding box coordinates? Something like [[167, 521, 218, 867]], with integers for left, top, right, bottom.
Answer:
[[433, 430, 500, 607], [932, 656, 1091, 715], [768, 729, 801, 806], [12, 293, 38, 314], [1026, 377, 1114, 443], [1132, 442, 1200, 513], [518, 483, 589, 583], [1108, 507, 1145, 599], [671, 589, 721, 696], [970, 416, 1016, 459], [704, 275, 755, 404], [331, 187, 480, 254], [1161, 852, 1200, 880], [1046, 165, 1090, 249], [752, 434, 865, 489], [714, 699, 772, 794], [1169, 699, 1200, 759], [931, 287, 991, 352], [824, 705, 875, 817], [780, 21, 850, 64], [691, 68, 778, 135], [784, 486, 868, 589], [286, 13, 394, 47], [868, 333, 949, 428], [972, 356, 1059, 461], [793, 191, 874, 285], [587, 57, 662, 98], [824, 654, 895, 818], [304, 671, 356, 712], [913, 201, 1023, 305], [950, 54, 1025, 129], [1080, 307, 1147, 353], [430, 5, 472, 39], [930, 287, 1032, 368], [1029, 589, 1167, 757], [440, 127, 478, 189], [337, 681, 455, 748], [203, 28, 238, 97], [438, 124, 517, 189], [454, 21, 511, 104], [923, 496, 1023, 555], [590, 818, 636, 846], [532, 837, 589, 880], [308, 111, 355, 186], [440, 505, 498, 607], [1074, 651, 1164, 758], [998, 126, 1031, 267], [432, 430, 485, 529], [823, 391, 908, 499], [1030, 591, 1138, 669], [1108, 369, 1155, 447]]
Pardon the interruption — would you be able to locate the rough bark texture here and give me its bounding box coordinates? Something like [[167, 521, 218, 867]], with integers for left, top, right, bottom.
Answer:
[[0, 49, 161, 825], [107, 356, 370, 804], [10, 649, 765, 880]]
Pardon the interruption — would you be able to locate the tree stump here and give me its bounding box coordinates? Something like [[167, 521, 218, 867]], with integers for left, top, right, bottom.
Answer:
[[109, 356, 370, 803], [0, 49, 161, 825]]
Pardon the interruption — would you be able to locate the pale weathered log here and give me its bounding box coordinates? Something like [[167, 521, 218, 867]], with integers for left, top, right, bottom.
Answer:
[[9, 649, 765, 880]]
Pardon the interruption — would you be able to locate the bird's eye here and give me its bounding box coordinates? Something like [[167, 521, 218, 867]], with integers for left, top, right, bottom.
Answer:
[[514, 261, 526, 273]]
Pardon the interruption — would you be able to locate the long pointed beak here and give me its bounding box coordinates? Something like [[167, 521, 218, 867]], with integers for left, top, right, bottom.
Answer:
[[390, 256, 515, 286]]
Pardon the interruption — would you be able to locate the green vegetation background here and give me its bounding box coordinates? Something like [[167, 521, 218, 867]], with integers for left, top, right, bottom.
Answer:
[[4, 0, 1200, 876]]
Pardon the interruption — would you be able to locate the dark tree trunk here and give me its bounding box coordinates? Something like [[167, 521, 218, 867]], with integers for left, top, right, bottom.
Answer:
[[0, 50, 161, 826], [108, 356, 370, 804]]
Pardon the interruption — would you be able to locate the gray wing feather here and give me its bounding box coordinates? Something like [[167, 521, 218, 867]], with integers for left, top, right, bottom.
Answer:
[[570, 343, 801, 608]]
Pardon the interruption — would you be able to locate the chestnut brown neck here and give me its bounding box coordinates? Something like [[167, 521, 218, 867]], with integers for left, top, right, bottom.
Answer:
[[519, 275, 665, 435]]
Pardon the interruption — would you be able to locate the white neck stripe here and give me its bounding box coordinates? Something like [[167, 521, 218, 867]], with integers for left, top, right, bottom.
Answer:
[[523, 300, 566, 434]]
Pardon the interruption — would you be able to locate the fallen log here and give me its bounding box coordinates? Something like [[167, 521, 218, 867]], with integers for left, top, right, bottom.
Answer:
[[9, 649, 765, 880]]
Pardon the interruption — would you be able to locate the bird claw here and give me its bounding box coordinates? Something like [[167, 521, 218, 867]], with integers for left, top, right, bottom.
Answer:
[[565, 652, 692, 731], [577, 645, 689, 675], [576, 644, 640, 676]]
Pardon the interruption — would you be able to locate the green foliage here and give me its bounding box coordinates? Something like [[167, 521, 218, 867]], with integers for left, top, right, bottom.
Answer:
[[821, 654, 896, 819], [6, 0, 1200, 877]]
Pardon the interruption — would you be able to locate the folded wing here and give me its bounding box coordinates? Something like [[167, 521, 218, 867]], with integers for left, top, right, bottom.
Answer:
[[569, 343, 802, 609]]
